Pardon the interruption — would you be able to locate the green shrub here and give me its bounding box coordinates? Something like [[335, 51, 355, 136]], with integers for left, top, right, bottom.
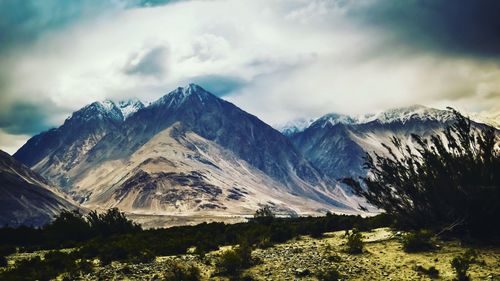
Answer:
[[216, 243, 253, 276], [345, 229, 363, 254], [451, 249, 478, 281], [194, 238, 219, 257], [129, 249, 155, 264], [316, 268, 342, 281], [164, 262, 201, 281], [402, 230, 434, 252], [414, 265, 439, 279], [252, 206, 275, 225]]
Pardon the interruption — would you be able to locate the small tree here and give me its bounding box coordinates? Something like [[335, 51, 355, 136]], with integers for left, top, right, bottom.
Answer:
[[345, 229, 363, 254], [86, 208, 141, 237], [253, 206, 275, 224], [216, 242, 253, 276], [344, 109, 499, 238], [402, 230, 434, 252]]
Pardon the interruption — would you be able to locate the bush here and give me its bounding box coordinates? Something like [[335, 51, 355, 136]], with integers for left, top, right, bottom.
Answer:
[[344, 109, 500, 239], [216, 243, 253, 276], [164, 262, 201, 281], [451, 249, 478, 281], [345, 229, 363, 254], [252, 206, 275, 224], [402, 230, 434, 252], [316, 268, 342, 281], [414, 265, 439, 279]]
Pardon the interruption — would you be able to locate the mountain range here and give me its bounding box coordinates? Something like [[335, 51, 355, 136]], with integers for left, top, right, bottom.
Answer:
[[7, 84, 498, 226], [0, 150, 77, 227]]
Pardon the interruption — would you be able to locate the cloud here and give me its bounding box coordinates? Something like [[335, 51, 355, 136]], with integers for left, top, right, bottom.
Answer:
[[0, 0, 499, 152], [0, 100, 66, 135], [346, 0, 500, 59], [186, 75, 247, 97], [124, 46, 169, 78]]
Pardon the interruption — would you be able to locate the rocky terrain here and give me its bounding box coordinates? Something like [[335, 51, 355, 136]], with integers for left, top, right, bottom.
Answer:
[[0, 150, 78, 227], [5, 228, 497, 280]]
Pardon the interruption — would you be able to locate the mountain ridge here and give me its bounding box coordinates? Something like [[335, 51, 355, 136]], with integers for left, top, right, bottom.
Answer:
[[14, 84, 362, 220]]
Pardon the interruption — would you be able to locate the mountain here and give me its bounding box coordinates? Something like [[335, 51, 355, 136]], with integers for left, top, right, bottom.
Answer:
[[0, 150, 77, 227], [117, 98, 145, 119], [14, 84, 360, 219], [275, 117, 317, 137], [14, 99, 144, 189], [288, 105, 496, 180]]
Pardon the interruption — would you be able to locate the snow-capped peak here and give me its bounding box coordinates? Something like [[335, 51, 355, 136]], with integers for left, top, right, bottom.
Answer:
[[275, 117, 317, 136], [368, 105, 455, 124], [153, 83, 214, 108], [117, 98, 145, 119], [285, 105, 458, 133]]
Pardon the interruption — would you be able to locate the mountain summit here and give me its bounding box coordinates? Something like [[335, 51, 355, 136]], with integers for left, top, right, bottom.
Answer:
[[14, 85, 358, 223]]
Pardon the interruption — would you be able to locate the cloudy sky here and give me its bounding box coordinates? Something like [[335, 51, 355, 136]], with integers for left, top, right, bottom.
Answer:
[[0, 0, 499, 153]]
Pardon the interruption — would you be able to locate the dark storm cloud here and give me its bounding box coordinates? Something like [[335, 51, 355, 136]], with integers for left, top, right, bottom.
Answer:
[[0, 0, 181, 139], [0, 101, 65, 135], [124, 46, 169, 78], [188, 75, 247, 97], [0, 0, 183, 50], [348, 0, 500, 58]]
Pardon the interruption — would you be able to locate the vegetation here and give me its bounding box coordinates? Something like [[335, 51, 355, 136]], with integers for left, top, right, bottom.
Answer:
[[316, 268, 342, 281], [344, 109, 500, 239], [216, 242, 254, 276], [345, 229, 363, 254], [414, 264, 439, 279], [0, 209, 391, 280], [402, 229, 435, 252], [164, 262, 201, 281], [451, 249, 479, 281]]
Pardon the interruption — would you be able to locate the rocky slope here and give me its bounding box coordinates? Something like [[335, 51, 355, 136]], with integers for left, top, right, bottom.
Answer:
[[14, 84, 360, 218], [0, 150, 78, 227], [288, 105, 497, 180]]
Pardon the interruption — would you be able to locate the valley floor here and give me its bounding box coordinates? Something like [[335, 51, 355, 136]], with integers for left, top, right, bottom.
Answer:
[[6, 228, 498, 281]]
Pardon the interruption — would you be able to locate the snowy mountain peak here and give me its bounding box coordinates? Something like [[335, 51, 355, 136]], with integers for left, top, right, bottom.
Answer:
[[371, 105, 455, 124], [67, 100, 123, 123], [276, 118, 317, 136], [315, 113, 358, 127], [117, 98, 145, 119], [154, 83, 215, 108], [286, 105, 458, 134]]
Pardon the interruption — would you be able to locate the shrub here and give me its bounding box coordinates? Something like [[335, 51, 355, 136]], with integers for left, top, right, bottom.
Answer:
[[414, 265, 439, 279], [402, 230, 434, 252], [129, 249, 155, 264], [194, 238, 219, 257], [164, 262, 201, 281], [216, 243, 253, 276], [316, 268, 342, 281], [345, 229, 363, 254], [451, 249, 478, 281], [86, 208, 141, 238], [253, 206, 275, 224], [344, 109, 500, 239]]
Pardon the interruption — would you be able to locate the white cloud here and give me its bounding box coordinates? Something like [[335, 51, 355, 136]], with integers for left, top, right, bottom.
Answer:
[[1, 0, 499, 151]]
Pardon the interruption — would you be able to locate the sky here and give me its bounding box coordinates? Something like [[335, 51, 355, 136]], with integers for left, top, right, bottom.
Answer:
[[0, 0, 499, 154]]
